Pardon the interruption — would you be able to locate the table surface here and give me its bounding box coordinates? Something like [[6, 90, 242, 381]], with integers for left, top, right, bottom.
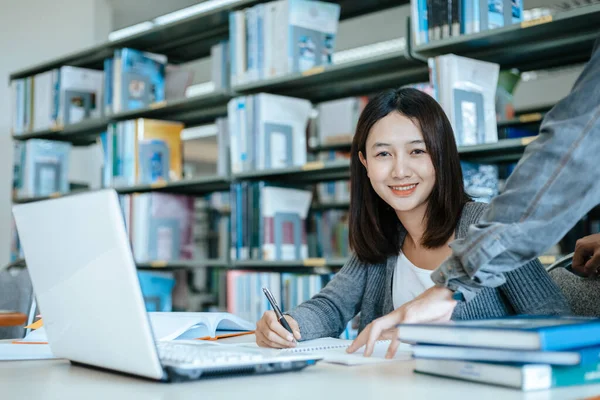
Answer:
[[1, 336, 600, 400]]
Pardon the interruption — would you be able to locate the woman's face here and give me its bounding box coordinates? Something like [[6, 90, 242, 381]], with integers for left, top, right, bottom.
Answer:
[[359, 112, 436, 216]]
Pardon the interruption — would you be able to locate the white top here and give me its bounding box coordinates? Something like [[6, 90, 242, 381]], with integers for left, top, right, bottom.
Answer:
[[392, 252, 436, 309]]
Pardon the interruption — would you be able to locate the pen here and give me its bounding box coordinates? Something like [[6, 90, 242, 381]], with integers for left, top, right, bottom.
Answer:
[[262, 287, 296, 343]]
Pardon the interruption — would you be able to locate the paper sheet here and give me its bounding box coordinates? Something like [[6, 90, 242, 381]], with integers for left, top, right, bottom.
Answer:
[[0, 344, 57, 361], [241, 337, 413, 366]]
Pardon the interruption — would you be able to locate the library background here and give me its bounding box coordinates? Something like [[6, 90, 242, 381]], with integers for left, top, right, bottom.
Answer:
[[1, 0, 598, 339]]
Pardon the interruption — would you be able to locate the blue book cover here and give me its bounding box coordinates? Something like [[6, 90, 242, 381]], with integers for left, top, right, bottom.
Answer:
[[413, 343, 600, 366], [400, 316, 600, 351], [117, 48, 166, 112], [103, 58, 113, 115]]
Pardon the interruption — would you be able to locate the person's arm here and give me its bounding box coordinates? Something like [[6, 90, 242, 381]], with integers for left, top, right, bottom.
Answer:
[[431, 34, 600, 301], [499, 258, 570, 315], [285, 255, 369, 340]]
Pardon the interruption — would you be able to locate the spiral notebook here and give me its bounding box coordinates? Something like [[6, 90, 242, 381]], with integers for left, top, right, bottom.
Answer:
[[276, 338, 413, 366]]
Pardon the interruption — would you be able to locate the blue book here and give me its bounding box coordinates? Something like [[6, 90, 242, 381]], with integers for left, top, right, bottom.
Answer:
[[413, 344, 600, 366], [399, 316, 600, 351], [115, 48, 166, 112]]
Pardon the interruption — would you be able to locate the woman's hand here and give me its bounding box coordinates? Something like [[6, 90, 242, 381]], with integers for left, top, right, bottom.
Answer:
[[346, 286, 457, 358], [255, 311, 301, 348]]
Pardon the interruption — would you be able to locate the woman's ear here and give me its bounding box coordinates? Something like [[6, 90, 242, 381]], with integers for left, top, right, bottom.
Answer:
[[359, 151, 368, 173]]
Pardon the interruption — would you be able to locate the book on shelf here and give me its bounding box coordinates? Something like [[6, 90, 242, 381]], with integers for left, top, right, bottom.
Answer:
[[10, 76, 33, 135], [111, 48, 167, 113], [13, 139, 71, 198], [181, 118, 230, 179], [429, 54, 500, 146], [211, 40, 231, 91], [411, 0, 524, 45], [28, 66, 104, 131], [316, 96, 368, 147], [230, 183, 313, 261], [56, 66, 104, 126], [227, 93, 312, 174], [310, 209, 350, 259], [229, 0, 341, 85], [121, 193, 195, 263], [227, 271, 281, 323], [100, 118, 183, 187], [138, 271, 176, 312]]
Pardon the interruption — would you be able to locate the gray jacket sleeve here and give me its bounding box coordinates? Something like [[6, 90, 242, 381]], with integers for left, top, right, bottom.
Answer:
[[286, 255, 367, 340]]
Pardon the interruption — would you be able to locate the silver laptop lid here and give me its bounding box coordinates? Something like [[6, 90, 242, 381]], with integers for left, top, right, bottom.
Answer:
[[12, 189, 164, 380]]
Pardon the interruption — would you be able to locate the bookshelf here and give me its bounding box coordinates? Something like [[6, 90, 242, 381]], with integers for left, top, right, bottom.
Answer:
[[413, 4, 600, 71], [12, 91, 231, 145], [136, 259, 229, 270], [8, 1, 599, 315], [8, 0, 410, 81], [233, 47, 429, 102]]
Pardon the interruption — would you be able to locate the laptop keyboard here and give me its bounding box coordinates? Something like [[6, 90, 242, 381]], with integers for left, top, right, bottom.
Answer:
[[157, 342, 267, 367]]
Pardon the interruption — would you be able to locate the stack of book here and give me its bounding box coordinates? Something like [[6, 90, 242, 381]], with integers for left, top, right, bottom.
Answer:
[[399, 316, 600, 391]]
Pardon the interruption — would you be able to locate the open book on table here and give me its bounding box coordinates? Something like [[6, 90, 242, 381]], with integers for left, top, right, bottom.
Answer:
[[149, 312, 256, 341], [16, 312, 256, 344]]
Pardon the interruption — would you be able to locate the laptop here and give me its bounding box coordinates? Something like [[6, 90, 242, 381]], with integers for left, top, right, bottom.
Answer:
[[12, 189, 320, 381]]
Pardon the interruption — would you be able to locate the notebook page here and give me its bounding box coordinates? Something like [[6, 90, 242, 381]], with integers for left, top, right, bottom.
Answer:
[[281, 337, 413, 365], [282, 337, 352, 352]]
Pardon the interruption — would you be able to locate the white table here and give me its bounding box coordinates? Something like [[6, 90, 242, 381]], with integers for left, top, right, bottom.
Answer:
[[1, 336, 599, 400]]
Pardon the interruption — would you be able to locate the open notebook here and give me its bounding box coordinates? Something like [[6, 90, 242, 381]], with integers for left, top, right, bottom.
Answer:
[[244, 337, 413, 366], [16, 312, 255, 344]]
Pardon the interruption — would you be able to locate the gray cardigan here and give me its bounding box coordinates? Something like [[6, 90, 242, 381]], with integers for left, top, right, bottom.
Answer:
[[288, 202, 571, 340]]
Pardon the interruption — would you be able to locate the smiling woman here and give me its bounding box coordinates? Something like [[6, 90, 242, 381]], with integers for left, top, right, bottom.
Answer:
[[253, 87, 570, 353], [351, 89, 469, 265]]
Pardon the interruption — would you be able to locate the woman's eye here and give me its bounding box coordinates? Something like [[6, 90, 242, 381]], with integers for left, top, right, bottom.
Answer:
[[411, 149, 426, 155], [376, 151, 390, 157]]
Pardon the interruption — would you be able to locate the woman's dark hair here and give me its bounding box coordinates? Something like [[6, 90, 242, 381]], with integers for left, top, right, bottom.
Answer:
[[349, 87, 471, 264]]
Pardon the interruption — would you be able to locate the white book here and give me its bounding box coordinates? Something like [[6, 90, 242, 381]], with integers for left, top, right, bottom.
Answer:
[[436, 54, 500, 146], [254, 93, 312, 171], [415, 358, 553, 391], [263, 2, 276, 79], [261, 186, 312, 260], [234, 11, 246, 85], [33, 70, 58, 131], [57, 66, 104, 126]]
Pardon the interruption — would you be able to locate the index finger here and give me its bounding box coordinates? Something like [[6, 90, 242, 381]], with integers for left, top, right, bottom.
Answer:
[[346, 329, 368, 354], [363, 326, 381, 357], [266, 315, 296, 343]]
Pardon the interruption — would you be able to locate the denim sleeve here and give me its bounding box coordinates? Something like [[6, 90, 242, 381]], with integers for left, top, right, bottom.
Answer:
[[431, 33, 600, 301]]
